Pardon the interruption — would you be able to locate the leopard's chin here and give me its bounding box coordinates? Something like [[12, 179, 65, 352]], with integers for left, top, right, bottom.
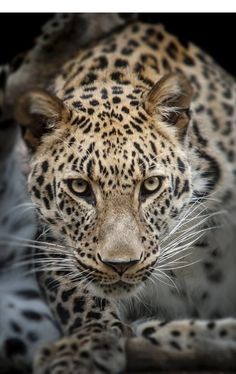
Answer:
[[90, 280, 141, 299]]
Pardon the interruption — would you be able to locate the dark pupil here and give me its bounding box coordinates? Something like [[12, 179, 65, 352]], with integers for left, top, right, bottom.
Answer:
[[78, 181, 86, 189], [76, 181, 89, 195]]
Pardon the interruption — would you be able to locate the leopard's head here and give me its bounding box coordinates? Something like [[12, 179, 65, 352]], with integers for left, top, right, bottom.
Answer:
[[15, 73, 193, 298]]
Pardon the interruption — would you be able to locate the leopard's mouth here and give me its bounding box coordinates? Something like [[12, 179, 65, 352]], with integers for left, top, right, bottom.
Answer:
[[75, 258, 155, 298]]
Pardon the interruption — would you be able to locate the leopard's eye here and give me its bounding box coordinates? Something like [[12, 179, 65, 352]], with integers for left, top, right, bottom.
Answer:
[[66, 178, 95, 205], [143, 176, 161, 191], [71, 179, 88, 194], [140, 176, 164, 200]]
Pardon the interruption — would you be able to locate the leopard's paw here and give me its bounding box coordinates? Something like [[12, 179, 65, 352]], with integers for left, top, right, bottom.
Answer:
[[128, 318, 236, 371], [34, 332, 126, 374]]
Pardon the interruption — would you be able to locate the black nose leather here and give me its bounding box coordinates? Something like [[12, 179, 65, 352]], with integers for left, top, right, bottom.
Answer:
[[98, 255, 139, 275]]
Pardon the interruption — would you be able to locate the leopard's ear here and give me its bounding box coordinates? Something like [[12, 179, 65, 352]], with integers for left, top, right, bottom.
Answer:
[[144, 73, 192, 141], [15, 90, 68, 149]]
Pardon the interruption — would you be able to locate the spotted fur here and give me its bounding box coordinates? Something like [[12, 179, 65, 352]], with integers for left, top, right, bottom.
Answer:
[[4, 18, 236, 373]]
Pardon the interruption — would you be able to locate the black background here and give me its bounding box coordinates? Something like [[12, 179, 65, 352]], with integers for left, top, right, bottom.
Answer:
[[0, 13, 235, 76]]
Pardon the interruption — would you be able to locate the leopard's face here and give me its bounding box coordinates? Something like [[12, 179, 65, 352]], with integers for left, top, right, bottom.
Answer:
[[15, 70, 193, 298], [27, 87, 192, 298]]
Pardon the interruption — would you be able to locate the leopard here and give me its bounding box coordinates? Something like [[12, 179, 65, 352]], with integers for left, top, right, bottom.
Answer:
[[4, 17, 236, 373]]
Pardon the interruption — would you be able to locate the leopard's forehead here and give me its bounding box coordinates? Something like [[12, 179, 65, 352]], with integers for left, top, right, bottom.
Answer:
[[62, 83, 148, 135], [52, 86, 177, 178], [57, 109, 171, 186]]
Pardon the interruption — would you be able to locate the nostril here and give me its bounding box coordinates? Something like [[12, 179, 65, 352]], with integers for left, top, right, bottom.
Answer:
[[98, 253, 141, 275]]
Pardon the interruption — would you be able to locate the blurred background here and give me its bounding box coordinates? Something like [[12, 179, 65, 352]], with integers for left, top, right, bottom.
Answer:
[[0, 13, 235, 76]]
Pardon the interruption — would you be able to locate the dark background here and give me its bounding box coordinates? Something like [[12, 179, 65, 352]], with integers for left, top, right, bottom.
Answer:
[[0, 13, 235, 76]]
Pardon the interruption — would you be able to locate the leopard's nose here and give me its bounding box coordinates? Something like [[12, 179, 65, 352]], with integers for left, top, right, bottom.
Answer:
[[98, 254, 140, 275]]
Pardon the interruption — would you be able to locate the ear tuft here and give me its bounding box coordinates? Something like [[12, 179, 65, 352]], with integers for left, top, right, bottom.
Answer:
[[144, 73, 192, 140], [15, 90, 66, 149]]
